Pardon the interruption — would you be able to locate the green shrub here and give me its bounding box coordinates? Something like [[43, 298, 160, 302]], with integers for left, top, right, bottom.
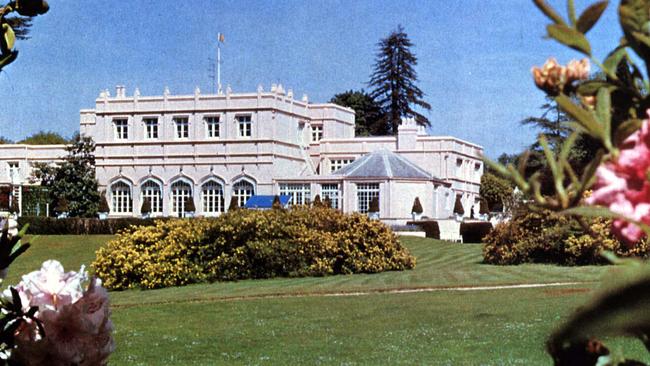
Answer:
[[483, 211, 650, 265], [411, 197, 423, 214], [17, 216, 167, 235], [406, 220, 440, 239], [460, 222, 493, 243], [93, 206, 416, 290]]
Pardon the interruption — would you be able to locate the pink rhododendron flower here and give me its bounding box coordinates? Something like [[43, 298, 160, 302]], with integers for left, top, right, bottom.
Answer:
[[587, 112, 650, 245], [5, 261, 114, 365]]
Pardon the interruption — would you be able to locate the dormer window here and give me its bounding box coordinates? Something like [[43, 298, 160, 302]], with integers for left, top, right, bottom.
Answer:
[[237, 115, 252, 137], [114, 119, 128, 140], [174, 117, 189, 139]]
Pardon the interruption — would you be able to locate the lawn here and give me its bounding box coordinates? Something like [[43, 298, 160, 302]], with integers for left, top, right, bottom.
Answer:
[[7, 235, 648, 365]]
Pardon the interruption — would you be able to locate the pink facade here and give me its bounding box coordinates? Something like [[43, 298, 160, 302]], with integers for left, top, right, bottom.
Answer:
[[0, 85, 483, 222]]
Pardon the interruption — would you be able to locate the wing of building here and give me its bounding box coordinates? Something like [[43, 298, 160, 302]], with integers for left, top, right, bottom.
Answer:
[[0, 84, 483, 223]]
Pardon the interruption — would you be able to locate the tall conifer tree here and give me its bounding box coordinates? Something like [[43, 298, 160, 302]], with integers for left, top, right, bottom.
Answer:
[[368, 25, 431, 134]]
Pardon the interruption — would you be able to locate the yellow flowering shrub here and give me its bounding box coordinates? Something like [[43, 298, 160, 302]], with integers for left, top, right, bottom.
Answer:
[[93, 206, 416, 290]]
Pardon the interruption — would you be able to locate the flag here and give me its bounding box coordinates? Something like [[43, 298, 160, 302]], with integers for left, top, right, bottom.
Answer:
[[218, 33, 225, 43]]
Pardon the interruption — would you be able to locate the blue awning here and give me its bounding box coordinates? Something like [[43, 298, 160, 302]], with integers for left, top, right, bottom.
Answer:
[[244, 195, 291, 209]]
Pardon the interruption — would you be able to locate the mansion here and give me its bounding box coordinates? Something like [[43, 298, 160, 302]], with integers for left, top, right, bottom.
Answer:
[[0, 84, 483, 223]]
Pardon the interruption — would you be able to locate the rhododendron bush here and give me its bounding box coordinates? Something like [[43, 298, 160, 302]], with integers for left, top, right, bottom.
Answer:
[[490, 0, 650, 364]]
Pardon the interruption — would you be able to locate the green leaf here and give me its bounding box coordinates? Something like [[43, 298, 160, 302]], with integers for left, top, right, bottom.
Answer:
[[576, 80, 615, 95], [568, 0, 577, 26], [547, 24, 592, 55], [576, 1, 609, 33], [615, 118, 643, 145], [533, 0, 567, 25], [602, 45, 628, 74], [595, 87, 612, 140], [2, 24, 15, 51], [556, 94, 604, 140]]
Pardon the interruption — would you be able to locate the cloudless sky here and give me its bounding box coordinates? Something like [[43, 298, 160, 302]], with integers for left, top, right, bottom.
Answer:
[[0, 0, 624, 157]]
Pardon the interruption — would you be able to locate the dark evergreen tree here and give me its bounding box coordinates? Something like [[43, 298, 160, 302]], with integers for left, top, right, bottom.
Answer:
[[368, 25, 431, 134], [330, 90, 385, 136]]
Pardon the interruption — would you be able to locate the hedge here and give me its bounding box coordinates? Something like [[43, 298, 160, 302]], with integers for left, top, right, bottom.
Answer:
[[459, 221, 493, 243], [17, 216, 168, 235], [406, 220, 440, 239]]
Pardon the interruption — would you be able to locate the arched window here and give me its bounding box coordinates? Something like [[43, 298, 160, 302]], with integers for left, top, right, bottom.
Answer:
[[141, 180, 163, 214], [232, 180, 255, 207], [171, 180, 193, 217], [202, 180, 224, 214], [111, 181, 132, 214]]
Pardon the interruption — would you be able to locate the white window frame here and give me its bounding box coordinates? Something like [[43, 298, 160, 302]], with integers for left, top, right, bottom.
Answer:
[[236, 115, 252, 138], [174, 117, 189, 139], [114, 119, 128, 140], [330, 159, 354, 173], [141, 180, 163, 214], [279, 183, 311, 206], [232, 180, 255, 207], [111, 181, 132, 214], [356, 183, 380, 214], [320, 183, 340, 209], [143, 118, 159, 140], [311, 125, 323, 143], [202, 180, 224, 214], [7, 162, 19, 180], [204, 116, 220, 139], [171, 180, 193, 217]]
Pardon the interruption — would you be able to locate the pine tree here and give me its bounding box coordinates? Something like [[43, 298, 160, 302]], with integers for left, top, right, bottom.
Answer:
[[368, 25, 431, 134], [330, 90, 385, 136]]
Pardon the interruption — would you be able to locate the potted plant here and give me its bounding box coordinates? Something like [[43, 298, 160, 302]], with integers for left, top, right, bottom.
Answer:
[[184, 197, 196, 218], [55, 198, 69, 219], [323, 196, 332, 209], [453, 194, 465, 222], [411, 197, 423, 220], [97, 192, 110, 220], [272, 195, 283, 210], [368, 197, 380, 219], [140, 198, 152, 219], [312, 194, 322, 207], [228, 196, 239, 211]]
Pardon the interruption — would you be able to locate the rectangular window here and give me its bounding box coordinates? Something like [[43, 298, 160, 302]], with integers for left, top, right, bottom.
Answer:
[[174, 117, 189, 139], [144, 118, 158, 139], [279, 183, 311, 206], [114, 119, 128, 140], [7, 162, 19, 179], [311, 125, 323, 142], [205, 116, 220, 138], [330, 159, 354, 173], [356, 183, 379, 214], [237, 115, 252, 137], [320, 183, 339, 209]]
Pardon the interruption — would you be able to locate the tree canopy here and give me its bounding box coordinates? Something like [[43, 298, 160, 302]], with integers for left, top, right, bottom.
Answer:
[[18, 131, 69, 145], [330, 90, 385, 136], [368, 25, 431, 134]]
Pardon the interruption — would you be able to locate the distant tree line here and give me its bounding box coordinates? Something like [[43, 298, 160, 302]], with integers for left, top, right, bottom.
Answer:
[[0, 130, 70, 144]]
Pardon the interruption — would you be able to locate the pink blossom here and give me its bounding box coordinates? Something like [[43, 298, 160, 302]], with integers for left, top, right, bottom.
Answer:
[[6, 262, 114, 365], [587, 113, 650, 245]]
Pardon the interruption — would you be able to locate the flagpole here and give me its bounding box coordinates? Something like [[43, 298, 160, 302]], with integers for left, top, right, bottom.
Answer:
[[217, 40, 222, 94]]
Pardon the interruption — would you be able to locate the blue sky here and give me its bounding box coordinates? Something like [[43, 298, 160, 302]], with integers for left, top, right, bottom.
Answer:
[[0, 0, 623, 157]]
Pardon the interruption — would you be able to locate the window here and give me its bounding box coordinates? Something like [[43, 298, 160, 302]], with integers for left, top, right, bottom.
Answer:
[[330, 159, 354, 173], [279, 183, 311, 206], [144, 118, 158, 139], [311, 125, 323, 142], [171, 180, 193, 217], [111, 181, 132, 214], [114, 119, 128, 140], [7, 162, 19, 179], [356, 183, 379, 213], [205, 116, 220, 138], [174, 117, 189, 139], [237, 115, 252, 137], [456, 158, 463, 177], [202, 180, 224, 214], [232, 180, 255, 207], [141, 180, 162, 214], [321, 183, 339, 209]]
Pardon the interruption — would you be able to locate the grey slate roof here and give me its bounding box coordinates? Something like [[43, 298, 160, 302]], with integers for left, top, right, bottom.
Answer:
[[332, 149, 433, 180]]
